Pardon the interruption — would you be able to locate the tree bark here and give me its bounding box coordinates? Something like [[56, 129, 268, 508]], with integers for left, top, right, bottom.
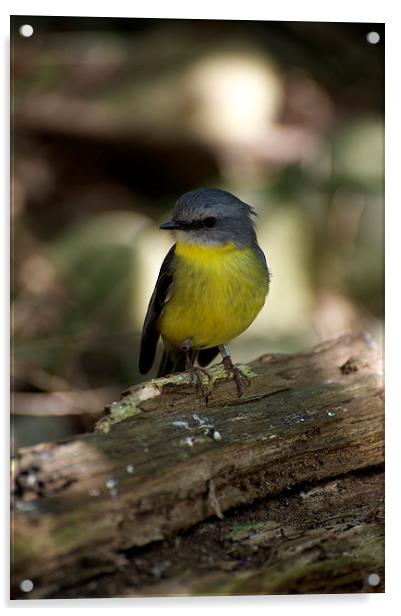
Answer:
[[11, 333, 384, 598]]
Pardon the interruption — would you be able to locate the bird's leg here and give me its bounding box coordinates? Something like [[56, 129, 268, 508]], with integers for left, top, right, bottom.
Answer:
[[179, 338, 210, 399], [218, 344, 251, 397], [180, 338, 194, 371]]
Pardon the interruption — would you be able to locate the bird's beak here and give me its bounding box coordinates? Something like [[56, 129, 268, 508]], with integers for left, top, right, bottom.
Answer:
[[160, 219, 180, 230]]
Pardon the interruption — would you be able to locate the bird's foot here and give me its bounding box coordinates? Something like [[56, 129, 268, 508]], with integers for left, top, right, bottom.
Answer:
[[187, 366, 211, 401], [180, 338, 211, 402], [222, 355, 251, 397]]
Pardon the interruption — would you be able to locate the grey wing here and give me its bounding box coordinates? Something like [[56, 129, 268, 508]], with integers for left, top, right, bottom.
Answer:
[[139, 244, 176, 374]]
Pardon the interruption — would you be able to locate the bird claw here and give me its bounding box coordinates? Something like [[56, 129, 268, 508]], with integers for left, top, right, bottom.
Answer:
[[181, 340, 249, 401], [222, 356, 251, 397], [188, 367, 211, 402], [180, 339, 211, 402]]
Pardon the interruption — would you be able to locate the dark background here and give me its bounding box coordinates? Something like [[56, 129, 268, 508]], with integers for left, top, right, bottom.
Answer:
[[11, 17, 384, 447]]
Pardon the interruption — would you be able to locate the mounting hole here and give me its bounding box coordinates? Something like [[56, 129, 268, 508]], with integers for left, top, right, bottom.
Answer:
[[19, 579, 34, 592], [19, 24, 34, 38], [367, 573, 380, 586], [366, 31, 380, 45]]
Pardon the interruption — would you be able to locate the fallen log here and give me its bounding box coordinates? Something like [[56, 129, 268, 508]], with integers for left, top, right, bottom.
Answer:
[[11, 333, 384, 598], [50, 468, 384, 597]]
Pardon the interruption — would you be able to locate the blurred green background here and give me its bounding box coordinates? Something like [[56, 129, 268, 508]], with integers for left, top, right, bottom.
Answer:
[[11, 17, 384, 447]]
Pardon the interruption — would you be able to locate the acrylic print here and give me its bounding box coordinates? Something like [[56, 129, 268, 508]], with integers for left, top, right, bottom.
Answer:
[[11, 16, 384, 598]]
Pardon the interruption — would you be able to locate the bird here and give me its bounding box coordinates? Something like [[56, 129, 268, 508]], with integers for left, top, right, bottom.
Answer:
[[139, 188, 271, 397]]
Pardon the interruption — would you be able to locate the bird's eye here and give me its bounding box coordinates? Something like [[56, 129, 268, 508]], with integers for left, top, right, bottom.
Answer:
[[203, 217, 216, 228]]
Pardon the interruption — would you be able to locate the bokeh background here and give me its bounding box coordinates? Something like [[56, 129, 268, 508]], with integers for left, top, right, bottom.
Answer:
[[11, 17, 384, 448]]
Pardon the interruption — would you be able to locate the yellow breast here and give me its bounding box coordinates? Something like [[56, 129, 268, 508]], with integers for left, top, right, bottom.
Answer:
[[158, 241, 269, 350]]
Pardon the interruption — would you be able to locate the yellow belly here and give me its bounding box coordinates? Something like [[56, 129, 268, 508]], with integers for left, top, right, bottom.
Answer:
[[158, 242, 269, 349]]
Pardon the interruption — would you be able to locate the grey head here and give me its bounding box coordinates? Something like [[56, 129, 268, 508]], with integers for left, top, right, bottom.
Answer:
[[160, 188, 257, 248]]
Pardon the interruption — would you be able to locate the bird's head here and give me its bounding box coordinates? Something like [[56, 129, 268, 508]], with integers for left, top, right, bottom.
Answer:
[[160, 188, 257, 248]]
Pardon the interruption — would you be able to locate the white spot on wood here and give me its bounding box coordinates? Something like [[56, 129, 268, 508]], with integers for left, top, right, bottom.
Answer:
[[182, 437, 195, 447], [172, 420, 190, 429], [15, 500, 37, 512], [105, 477, 118, 490], [193, 413, 208, 425], [26, 473, 37, 486]]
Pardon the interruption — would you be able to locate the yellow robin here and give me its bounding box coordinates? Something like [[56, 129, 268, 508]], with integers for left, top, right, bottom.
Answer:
[[139, 188, 270, 396]]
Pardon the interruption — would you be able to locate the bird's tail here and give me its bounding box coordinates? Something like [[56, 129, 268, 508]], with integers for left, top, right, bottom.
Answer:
[[157, 350, 188, 378]]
